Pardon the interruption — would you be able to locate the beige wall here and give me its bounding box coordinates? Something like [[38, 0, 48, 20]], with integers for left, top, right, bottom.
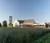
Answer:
[[23, 20, 35, 25]]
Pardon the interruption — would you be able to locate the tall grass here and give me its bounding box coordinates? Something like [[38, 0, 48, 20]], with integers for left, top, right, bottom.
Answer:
[[0, 27, 49, 43]]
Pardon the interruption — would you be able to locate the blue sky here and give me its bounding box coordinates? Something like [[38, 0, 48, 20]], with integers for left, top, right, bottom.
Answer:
[[0, 0, 50, 23]]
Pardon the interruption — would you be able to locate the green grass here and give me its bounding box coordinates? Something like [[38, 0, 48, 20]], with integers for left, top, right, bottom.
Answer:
[[33, 33, 50, 43], [0, 27, 49, 43]]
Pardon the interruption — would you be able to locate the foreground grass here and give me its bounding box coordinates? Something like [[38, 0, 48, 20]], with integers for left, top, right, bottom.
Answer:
[[0, 27, 49, 43], [34, 33, 50, 43]]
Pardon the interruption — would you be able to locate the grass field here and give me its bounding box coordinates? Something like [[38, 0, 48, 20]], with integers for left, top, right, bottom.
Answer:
[[0, 27, 50, 43], [34, 33, 50, 43]]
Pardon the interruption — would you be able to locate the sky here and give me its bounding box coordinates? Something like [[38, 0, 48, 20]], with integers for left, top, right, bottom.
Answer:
[[0, 0, 50, 23]]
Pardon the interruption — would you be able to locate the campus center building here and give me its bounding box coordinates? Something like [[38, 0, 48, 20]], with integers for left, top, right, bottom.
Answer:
[[13, 19, 35, 27]]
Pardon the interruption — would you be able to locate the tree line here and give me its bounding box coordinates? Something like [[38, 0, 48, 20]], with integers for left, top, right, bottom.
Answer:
[[0, 20, 13, 27]]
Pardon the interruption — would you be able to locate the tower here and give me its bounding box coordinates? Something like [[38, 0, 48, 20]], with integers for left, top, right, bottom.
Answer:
[[9, 16, 12, 24], [9, 16, 13, 27]]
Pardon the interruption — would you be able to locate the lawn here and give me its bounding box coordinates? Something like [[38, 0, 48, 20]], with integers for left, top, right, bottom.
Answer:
[[34, 33, 50, 43], [0, 27, 50, 43]]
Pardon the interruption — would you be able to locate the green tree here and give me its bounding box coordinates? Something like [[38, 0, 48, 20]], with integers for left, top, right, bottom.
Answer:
[[3, 20, 7, 27], [0, 23, 2, 27]]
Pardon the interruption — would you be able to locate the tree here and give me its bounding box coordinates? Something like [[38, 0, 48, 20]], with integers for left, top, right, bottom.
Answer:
[[9, 23, 13, 27], [3, 20, 7, 27], [45, 23, 48, 28], [0, 23, 2, 27]]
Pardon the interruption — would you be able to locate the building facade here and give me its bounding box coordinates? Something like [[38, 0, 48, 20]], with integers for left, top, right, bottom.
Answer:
[[23, 19, 35, 25], [13, 20, 19, 27]]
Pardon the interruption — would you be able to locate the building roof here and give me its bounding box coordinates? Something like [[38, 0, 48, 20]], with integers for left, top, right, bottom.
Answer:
[[17, 19, 35, 24], [17, 20, 24, 23]]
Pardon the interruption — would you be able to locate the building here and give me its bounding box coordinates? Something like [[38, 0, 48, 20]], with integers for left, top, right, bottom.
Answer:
[[32, 23, 46, 28], [13, 20, 24, 27], [13, 19, 35, 27], [13, 19, 47, 28], [17, 20, 24, 26], [13, 20, 19, 27], [23, 19, 35, 25], [18, 19, 35, 27], [38, 23, 46, 28]]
